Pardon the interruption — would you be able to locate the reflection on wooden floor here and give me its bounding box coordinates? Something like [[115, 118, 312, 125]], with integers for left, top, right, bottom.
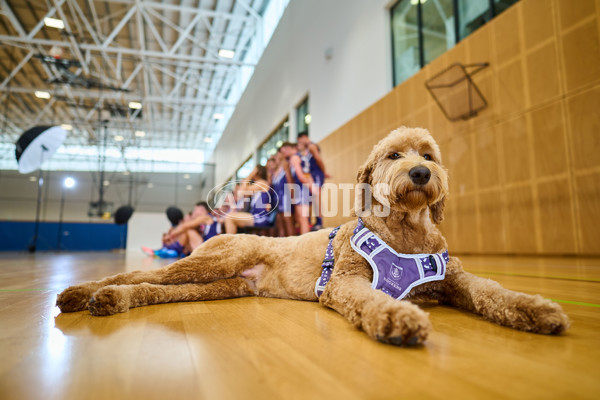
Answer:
[[0, 252, 599, 399]]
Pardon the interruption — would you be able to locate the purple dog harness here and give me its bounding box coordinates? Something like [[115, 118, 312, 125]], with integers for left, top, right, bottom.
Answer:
[[315, 219, 448, 299]]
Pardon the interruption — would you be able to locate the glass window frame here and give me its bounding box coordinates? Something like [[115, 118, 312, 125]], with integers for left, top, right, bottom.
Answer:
[[236, 156, 255, 180], [257, 117, 289, 166], [296, 97, 310, 136], [390, 0, 422, 86], [391, 0, 519, 87]]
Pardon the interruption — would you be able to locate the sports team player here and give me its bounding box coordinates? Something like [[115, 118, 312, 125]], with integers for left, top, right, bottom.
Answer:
[[297, 131, 328, 230]]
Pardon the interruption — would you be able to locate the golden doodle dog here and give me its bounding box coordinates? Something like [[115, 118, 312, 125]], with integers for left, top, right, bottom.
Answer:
[[57, 127, 570, 346]]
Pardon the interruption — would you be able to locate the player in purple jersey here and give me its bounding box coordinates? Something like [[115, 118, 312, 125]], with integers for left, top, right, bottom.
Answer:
[[297, 131, 328, 229], [142, 212, 194, 258], [268, 152, 294, 237], [224, 165, 275, 233], [167, 201, 220, 251], [279, 142, 311, 234]]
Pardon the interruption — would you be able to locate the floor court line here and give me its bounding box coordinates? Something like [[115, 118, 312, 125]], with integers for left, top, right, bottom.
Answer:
[[467, 270, 600, 283]]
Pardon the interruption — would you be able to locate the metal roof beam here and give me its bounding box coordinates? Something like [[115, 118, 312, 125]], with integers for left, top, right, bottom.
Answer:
[[0, 49, 34, 90], [1, 86, 237, 107], [0, 0, 27, 36], [141, 1, 254, 22], [102, 4, 137, 48], [0, 35, 257, 66], [26, 0, 66, 39]]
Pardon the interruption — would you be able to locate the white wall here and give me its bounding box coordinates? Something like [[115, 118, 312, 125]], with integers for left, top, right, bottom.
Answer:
[[213, 0, 393, 183], [126, 212, 171, 253]]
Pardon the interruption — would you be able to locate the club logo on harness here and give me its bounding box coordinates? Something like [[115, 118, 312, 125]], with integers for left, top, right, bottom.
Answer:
[[390, 263, 403, 280]]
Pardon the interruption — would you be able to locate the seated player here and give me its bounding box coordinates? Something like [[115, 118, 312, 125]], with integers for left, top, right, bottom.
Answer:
[[167, 201, 220, 252], [224, 165, 275, 234], [142, 213, 193, 258]]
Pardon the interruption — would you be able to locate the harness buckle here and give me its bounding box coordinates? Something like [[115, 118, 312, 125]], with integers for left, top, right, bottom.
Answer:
[[429, 255, 437, 272]]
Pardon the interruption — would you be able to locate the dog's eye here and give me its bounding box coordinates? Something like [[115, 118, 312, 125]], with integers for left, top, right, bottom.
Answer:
[[423, 154, 433, 161], [389, 152, 402, 160]]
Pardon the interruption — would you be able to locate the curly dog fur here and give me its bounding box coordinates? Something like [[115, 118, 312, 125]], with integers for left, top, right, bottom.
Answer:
[[57, 127, 570, 346]]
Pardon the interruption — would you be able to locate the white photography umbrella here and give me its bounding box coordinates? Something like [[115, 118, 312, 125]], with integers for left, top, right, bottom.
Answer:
[[15, 125, 67, 173]]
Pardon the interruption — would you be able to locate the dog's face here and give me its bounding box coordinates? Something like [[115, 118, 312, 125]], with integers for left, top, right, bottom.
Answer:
[[355, 127, 448, 223]]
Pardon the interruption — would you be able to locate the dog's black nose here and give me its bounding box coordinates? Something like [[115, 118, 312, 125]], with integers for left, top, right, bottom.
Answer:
[[409, 166, 431, 185]]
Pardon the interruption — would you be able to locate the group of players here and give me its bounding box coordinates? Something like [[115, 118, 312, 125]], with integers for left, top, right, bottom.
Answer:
[[145, 132, 328, 258]]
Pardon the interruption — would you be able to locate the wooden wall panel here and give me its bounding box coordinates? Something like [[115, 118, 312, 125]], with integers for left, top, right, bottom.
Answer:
[[537, 178, 577, 254], [530, 103, 568, 178], [561, 21, 600, 92], [575, 172, 600, 254], [318, 0, 600, 255]]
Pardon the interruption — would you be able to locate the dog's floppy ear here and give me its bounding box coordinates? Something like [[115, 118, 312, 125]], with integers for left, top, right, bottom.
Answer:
[[356, 163, 372, 185], [354, 162, 373, 217], [430, 195, 446, 224]]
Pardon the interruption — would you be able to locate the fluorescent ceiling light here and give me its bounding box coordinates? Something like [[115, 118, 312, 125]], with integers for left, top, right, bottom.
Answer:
[[213, 113, 224, 120], [218, 49, 235, 59], [128, 101, 142, 109], [135, 130, 145, 137], [35, 91, 51, 99], [114, 135, 124, 142], [61, 124, 73, 130], [44, 17, 64, 29]]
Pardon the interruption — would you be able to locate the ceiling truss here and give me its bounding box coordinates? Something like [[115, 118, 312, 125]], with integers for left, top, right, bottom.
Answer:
[[0, 0, 269, 168]]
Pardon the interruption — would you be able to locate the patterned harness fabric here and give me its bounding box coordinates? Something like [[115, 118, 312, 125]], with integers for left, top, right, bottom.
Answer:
[[314, 226, 340, 298], [315, 219, 448, 299]]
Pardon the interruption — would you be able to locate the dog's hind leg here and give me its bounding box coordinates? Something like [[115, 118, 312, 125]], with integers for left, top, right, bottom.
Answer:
[[57, 234, 264, 313], [440, 257, 570, 334], [87, 278, 256, 316]]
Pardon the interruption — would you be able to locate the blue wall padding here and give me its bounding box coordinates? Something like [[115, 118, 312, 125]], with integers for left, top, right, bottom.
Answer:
[[0, 221, 127, 251]]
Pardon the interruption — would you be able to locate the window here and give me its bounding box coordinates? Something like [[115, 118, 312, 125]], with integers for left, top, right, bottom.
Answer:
[[493, 0, 520, 15], [421, 0, 455, 65], [296, 97, 310, 135], [236, 157, 255, 180], [391, 0, 421, 85], [258, 119, 289, 165], [457, 0, 493, 39], [391, 0, 519, 86]]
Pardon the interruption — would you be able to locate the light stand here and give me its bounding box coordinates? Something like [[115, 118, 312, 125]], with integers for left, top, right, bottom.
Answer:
[[28, 146, 48, 253], [57, 177, 75, 251]]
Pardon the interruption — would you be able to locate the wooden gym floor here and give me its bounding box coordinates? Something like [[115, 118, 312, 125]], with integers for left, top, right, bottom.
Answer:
[[0, 251, 598, 399]]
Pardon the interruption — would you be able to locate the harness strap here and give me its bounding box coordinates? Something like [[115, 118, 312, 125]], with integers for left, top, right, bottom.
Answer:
[[314, 226, 341, 297]]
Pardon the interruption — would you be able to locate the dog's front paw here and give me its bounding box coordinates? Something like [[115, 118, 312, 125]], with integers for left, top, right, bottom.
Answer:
[[88, 286, 131, 316], [56, 284, 97, 312], [362, 300, 432, 346]]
